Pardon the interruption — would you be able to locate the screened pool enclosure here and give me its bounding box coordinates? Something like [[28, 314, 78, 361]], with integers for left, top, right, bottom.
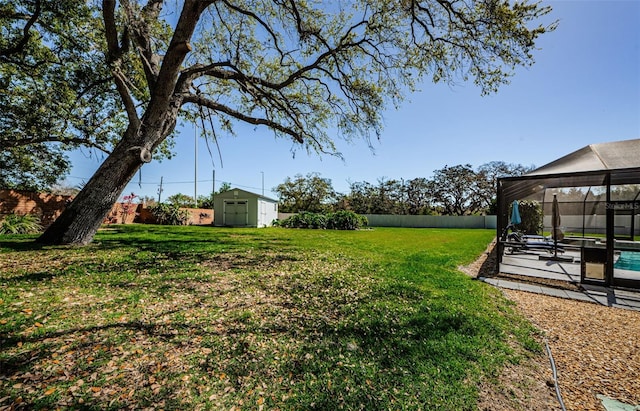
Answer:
[[497, 139, 640, 289]]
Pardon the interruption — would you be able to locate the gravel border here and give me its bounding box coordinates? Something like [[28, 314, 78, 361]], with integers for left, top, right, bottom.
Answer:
[[504, 290, 640, 411]]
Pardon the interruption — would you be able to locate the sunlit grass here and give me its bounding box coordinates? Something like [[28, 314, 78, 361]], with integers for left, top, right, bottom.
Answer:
[[0, 225, 539, 410]]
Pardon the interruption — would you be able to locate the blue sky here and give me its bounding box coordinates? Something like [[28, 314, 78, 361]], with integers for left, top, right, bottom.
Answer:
[[66, 0, 640, 201]]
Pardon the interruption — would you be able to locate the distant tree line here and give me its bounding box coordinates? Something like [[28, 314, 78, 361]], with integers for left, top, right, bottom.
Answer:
[[134, 182, 233, 209], [274, 162, 533, 216], [39, 162, 530, 217]]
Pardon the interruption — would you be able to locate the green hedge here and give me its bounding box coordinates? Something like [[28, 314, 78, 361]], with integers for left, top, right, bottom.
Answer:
[[275, 211, 368, 230], [515, 200, 543, 235]]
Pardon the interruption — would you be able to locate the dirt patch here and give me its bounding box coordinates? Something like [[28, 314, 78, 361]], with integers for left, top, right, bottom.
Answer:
[[498, 272, 582, 291], [476, 353, 562, 411], [458, 238, 498, 279]]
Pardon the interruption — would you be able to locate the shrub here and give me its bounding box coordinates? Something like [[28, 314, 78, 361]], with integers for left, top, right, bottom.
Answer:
[[304, 212, 328, 229], [276, 215, 294, 228], [327, 210, 368, 230], [148, 203, 191, 225], [517, 200, 543, 235], [0, 213, 43, 234], [278, 211, 367, 230], [279, 212, 327, 229]]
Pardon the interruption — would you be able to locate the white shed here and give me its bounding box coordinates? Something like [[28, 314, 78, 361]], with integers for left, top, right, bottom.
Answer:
[[213, 188, 279, 227]]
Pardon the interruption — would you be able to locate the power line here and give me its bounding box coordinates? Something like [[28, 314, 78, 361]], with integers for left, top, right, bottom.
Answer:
[[65, 175, 265, 192]]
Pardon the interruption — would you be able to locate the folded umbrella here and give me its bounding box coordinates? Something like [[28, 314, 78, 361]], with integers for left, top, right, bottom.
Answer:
[[552, 195, 563, 242], [510, 200, 522, 226]]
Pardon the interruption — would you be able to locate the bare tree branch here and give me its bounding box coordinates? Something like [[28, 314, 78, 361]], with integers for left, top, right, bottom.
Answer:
[[1, 135, 111, 153], [183, 94, 304, 143], [122, 0, 162, 87], [219, 0, 287, 59], [103, 0, 140, 129]]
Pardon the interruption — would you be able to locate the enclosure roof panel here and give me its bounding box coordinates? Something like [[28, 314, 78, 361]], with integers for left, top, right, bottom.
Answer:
[[526, 139, 640, 176]]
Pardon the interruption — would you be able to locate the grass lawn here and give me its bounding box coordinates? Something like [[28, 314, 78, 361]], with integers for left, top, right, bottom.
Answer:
[[0, 226, 540, 410]]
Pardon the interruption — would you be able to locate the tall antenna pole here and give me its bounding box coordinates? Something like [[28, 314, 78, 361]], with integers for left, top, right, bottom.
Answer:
[[194, 122, 198, 208]]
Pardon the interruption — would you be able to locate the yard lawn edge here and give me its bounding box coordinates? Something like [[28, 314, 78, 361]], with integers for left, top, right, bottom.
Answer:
[[459, 239, 562, 411]]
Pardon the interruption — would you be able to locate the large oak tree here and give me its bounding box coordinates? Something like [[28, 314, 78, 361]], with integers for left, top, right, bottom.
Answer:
[[3, 0, 554, 244], [1, 0, 118, 188], [274, 172, 337, 213]]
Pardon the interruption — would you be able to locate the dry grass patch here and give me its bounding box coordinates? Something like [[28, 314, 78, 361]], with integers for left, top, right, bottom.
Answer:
[[1, 226, 539, 410]]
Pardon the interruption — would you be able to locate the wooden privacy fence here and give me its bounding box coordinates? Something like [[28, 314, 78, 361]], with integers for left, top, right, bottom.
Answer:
[[0, 190, 72, 227], [0, 190, 214, 227], [130, 206, 214, 226]]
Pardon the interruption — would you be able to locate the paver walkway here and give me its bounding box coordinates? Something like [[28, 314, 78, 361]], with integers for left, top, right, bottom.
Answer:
[[479, 276, 640, 312]]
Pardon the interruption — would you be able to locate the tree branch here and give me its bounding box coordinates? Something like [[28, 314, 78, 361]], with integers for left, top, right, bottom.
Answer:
[[102, 0, 121, 62], [103, 0, 140, 129], [182, 94, 304, 143], [1, 135, 111, 153], [0, 0, 41, 57], [219, 0, 287, 59], [123, 0, 163, 88], [151, 0, 211, 108]]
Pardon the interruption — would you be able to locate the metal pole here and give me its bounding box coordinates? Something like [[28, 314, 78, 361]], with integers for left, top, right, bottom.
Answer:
[[582, 187, 591, 238], [158, 176, 163, 203], [632, 189, 640, 241], [194, 122, 198, 208], [605, 172, 613, 286], [211, 169, 216, 225], [552, 194, 558, 258], [261, 171, 264, 196]]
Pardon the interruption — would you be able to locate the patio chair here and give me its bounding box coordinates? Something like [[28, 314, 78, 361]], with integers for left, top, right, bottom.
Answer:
[[501, 224, 565, 255]]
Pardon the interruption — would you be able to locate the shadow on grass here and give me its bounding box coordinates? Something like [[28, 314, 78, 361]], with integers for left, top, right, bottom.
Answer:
[[0, 287, 507, 410], [0, 238, 45, 252], [95, 227, 295, 262], [217, 304, 499, 410], [0, 227, 515, 410], [4, 271, 58, 283]]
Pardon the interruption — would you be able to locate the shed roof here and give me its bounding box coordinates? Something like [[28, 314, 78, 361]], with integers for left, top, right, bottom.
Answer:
[[526, 138, 640, 176], [216, 188, 278, 203]]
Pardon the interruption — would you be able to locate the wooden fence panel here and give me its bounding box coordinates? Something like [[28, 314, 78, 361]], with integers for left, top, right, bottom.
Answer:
[[0, 190, 72, 227]]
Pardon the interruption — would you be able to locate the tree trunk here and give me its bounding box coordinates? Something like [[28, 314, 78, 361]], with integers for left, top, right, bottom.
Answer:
[[37, 140, 148, 245], [37, 82, 186, 245], [35, 1, 201, 245]]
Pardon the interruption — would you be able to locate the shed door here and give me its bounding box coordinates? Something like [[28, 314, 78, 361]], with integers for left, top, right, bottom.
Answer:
[[224, 200, 248, 226], [259, 201, 266, 227]]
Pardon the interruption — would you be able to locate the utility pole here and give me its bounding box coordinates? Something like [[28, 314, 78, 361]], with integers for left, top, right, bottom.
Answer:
[[194, 122, 198, 208], [261, 171, 264, 196], [157, 176, 163, 203], [212, 170, 216, 225]]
